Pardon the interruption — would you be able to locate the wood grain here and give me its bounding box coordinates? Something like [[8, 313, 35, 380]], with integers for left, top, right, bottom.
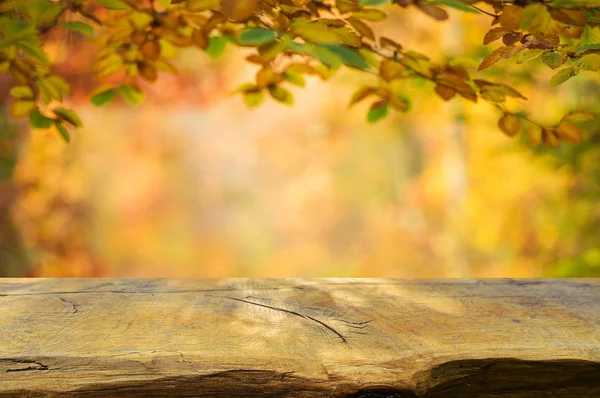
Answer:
[[0, 279, 598, 397]]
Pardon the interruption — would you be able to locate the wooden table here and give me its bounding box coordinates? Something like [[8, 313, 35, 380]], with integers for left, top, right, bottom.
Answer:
[[0, 279, 599, 397]]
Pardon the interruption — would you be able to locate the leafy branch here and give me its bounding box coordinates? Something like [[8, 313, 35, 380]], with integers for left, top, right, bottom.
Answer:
[[0, 0, 597, 147]]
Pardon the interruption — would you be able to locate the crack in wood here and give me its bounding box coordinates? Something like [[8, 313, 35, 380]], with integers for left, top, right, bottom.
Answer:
[[59, 297, 80, 314], [225, 296, 348, 344], [1, 359, 49, 372]]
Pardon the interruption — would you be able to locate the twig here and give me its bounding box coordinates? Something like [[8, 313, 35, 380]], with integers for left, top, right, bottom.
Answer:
[[469, 5, 497, 18]]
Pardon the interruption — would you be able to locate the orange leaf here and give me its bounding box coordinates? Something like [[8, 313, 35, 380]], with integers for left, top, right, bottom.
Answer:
[[542, 128, 560, 147], [498, 113, 521, 137], [418, 4, 448, 21], [483, 27, 508, 45], [478, 45, 525, 71], [434, 84, 456, 101], [555, 122, 583, 143], [141, 41, 161, 61]]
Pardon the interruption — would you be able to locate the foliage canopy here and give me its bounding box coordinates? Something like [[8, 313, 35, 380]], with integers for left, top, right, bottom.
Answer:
[[1, 0, 599, 144]]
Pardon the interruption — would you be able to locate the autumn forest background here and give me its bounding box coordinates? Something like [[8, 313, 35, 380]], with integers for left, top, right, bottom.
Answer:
[[1, 3, 600, 278]]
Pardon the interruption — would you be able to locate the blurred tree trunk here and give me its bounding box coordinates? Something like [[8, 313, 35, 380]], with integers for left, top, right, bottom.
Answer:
[[0, 106, 31, 277]]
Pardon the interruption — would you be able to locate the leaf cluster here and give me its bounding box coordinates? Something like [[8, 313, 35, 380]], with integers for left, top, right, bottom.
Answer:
[[0, 0, 598, 145]]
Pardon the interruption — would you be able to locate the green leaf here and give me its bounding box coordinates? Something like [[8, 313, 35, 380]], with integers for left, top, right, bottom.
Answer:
[[18, 41, 50, 65], [120, 85, 145, 106], [359, 0, 390, 6], [9, 86, 34, 99], [579, 25, 600, 46], [367, 100, 388, 123], [576, 43, 600, 52], [58, 21, 94, 37], [243, 89, 265, 108], [205, 36, 228, 59], [282, 72, 306, 87], [91, 87, 118, 106], [36, 78, 62, 104], [311, 45, 343, 68], [268, 85, 294, 105], [551, 0, 600, 6], [429, 0, 478, 13], [0, 19, 36, 48], [46, 75, 71, 96], [54, 121, 71, 143], [53, 107, 82, 127], [541, 51, 567, 69], [29, 109, 54, 129], [317, 43, 369, 70], [27, 0, 63, 25], [549, 66, 579, 87], [282, 35, 309, 54], [238, 28, 277, 46], [515, 48, 544, 64]]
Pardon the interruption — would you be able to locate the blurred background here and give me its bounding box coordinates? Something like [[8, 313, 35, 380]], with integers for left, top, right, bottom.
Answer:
[[1, 7, 599, 278]]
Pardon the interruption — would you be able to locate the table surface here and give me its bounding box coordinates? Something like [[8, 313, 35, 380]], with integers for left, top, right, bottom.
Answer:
[[0, 278, 599, 397]]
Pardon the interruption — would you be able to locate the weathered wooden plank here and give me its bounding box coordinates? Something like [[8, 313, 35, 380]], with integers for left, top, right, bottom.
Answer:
[[0, 278, 598, 397]]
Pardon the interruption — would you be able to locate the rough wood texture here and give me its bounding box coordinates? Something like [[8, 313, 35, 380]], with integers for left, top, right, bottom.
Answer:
[[0, 279, 599, 397]]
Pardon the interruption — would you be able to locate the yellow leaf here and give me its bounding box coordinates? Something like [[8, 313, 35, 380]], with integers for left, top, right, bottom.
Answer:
[[256, 68, 281, 89], [379, 59, 403, 82], [243, 89, 265, 108], [291, 20, 361, 47], [521, 4, 560, 38], [187, 0, 220, 12], [10, 100, 36, 118], [347, 17, 374, 41], [9, 85, 34, 99], [561, 111, 596, 123], [498, 6, 524, 31], [576, 54, 600, 71], [380, 37, 402, 50], [351, 9, 386, 21], [220, 0, 258, 21], [401, 52, 433, 79]]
